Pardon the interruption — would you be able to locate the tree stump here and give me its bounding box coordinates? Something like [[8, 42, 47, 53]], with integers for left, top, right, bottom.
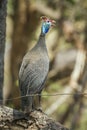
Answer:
[[0, 106, 69, 130]]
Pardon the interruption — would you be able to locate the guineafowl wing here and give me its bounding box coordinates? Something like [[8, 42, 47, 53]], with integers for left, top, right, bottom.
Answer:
[[19, 53, 49, 95]]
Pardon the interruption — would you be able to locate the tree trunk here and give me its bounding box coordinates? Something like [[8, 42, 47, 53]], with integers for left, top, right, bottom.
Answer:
[[0, 0, 7, 104]]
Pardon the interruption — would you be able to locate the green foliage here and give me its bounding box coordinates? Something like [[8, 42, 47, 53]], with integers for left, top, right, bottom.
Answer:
[[77, 108, 87, 130], [57, 102, 69, 116], [15, 80, 19, 87], [7, 0, 14, 15], [42, 91, 48, 99], [49, 81, 62, 92], [66, 0, 76, 5]]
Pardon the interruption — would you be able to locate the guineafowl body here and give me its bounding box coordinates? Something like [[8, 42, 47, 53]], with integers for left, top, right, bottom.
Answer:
[[19, 16, 55, 113]]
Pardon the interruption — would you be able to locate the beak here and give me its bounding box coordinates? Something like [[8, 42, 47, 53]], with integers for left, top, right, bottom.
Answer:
[[51, 20, 56, 26]]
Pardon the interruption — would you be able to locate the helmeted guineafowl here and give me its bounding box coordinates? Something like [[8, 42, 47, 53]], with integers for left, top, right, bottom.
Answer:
[[19, 16, 56, 113]]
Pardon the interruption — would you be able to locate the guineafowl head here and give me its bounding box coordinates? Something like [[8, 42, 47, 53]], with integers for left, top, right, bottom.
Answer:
[[40, 16, 56, 34]]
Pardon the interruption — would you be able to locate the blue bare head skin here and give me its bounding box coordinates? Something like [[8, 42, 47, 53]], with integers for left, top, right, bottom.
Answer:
[[40, 16, 56, 35], [41, 21, 51, 34]]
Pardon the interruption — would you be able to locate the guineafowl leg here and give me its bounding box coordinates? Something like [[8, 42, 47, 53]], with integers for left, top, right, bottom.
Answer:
[[32, 95, 35, 110], [39, 92, 41, 105], [23, 96, 33, 114], [36, 92, 42, 111], [32, 93, 42, 111], [32, 95, 38, 110]]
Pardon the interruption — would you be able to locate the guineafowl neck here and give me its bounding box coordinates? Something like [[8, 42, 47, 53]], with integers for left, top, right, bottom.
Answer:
[[35, 33, 47, 51]]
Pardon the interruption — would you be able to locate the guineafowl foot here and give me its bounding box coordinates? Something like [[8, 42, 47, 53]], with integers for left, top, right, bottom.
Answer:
[[24, 106, 33, 115], [36, 107, 43, 112]]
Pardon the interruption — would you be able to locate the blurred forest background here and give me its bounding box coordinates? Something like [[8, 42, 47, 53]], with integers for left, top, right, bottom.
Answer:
[[4, 0, 87, 130]]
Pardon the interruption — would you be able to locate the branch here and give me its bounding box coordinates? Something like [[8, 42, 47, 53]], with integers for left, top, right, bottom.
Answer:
[[46, 49, 86, 115], [0, 105, 69, 130]]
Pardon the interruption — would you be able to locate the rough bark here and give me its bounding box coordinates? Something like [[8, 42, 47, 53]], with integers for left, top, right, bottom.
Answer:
[[0, 0, 7, 104], [0, 106, 69, 130]]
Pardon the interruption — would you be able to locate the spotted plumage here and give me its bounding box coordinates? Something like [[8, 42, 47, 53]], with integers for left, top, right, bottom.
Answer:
[[19, 16, 56, 113]]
